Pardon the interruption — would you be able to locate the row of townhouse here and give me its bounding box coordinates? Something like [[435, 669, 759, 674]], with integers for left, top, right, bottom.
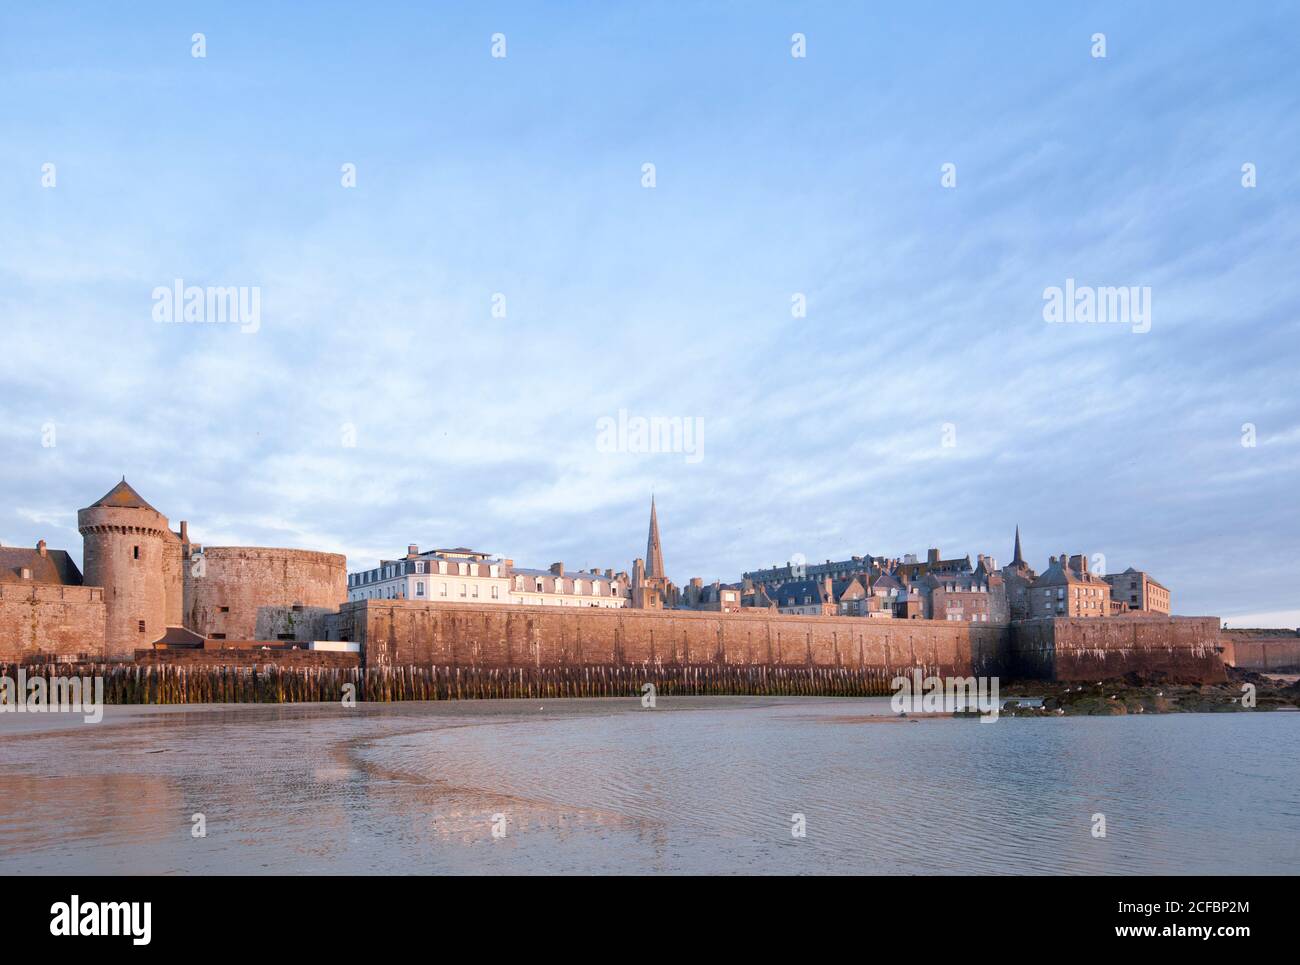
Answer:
[[745, 566, 1003, 621], [731, 531, 1170, 622], [348, 545, 631, 608]]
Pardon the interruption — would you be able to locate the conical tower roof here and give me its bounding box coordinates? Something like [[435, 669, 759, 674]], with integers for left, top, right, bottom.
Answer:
[[1012, 526, 1024, 566], [87, 477, 158, 512], [645, 496, 665, 579]]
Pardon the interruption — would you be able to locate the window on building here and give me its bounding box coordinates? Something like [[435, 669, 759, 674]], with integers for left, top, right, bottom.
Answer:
[[460, 584, 467, 597], [491, 586, 498, 599], [440, 583, 447, 597], [210, 633, 226, 640], [417, 581, 425, 596], [133, 545, 140, 560], [472, 585, 479, 598], [138, 620, 145, 633], [416, 562, 424, 574]]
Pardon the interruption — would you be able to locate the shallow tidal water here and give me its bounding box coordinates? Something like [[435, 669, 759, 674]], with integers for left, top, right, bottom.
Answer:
[[1, 697, 1296, 875]]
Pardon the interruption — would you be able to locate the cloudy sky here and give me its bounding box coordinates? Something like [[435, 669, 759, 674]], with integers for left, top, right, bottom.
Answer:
[[2, 2, 1298, 625]]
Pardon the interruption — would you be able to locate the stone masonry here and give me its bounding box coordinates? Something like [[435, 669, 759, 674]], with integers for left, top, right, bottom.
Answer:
[[329, 599, 1226, 684], [183, 546, 347, 641]]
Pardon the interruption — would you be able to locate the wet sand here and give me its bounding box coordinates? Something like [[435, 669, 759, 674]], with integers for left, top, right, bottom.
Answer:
[[2, 696, 1297, 874]]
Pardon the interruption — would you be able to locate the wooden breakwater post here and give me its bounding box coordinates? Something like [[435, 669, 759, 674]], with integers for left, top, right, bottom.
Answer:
[[1, 660, 903, 704]]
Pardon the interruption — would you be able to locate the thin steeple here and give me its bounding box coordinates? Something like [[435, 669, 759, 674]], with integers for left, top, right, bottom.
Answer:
[[645, 496, 665, 579], [1012, 526, 1024, 566]]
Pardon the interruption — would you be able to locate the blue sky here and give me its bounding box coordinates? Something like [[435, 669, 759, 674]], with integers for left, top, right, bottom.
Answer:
[[2, 2, 1298, 625]]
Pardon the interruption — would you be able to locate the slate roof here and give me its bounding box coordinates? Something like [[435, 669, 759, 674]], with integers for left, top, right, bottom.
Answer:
[[87, 478, 158, 512], [773, 578, 831, 607], [871, 571, 904, 593], [0, 545, 83, 585], [1033, 557, 1109, 587], [512, 566, 618, 583], [832, 576, 867, 600]]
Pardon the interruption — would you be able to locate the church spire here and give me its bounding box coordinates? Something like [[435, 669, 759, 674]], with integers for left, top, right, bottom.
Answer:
[[645, 496, 665, 579], [1012, 525, 1024, 566]]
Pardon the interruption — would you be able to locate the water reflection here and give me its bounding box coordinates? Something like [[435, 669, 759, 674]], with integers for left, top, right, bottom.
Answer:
[[0, 698, 1296, 874]]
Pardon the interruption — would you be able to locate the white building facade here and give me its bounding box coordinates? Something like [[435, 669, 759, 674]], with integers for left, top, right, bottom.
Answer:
[[348, 547, 629, 609]]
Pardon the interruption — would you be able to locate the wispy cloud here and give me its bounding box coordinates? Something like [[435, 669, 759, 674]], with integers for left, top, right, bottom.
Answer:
[[1, 3, 1298, 624]]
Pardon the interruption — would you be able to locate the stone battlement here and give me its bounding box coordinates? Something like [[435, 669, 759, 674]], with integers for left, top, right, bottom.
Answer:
[[0, 583, 108, 661], [193, 546, 347, 566], [184, 546, 347, 643], [0, 584, 103, 603]]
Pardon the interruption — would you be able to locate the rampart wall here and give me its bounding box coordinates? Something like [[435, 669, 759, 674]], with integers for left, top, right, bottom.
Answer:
[[333, 601, 1227, 684], [184, 547, 347, 642], [336, 600, 1006, 676], [1219, 630, 1300, 672], [0, 584, 107, 662], [1010, 616, 1225, 682]]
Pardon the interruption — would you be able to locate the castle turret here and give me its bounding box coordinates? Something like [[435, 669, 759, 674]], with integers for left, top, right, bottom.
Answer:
[[78, 478, 182, 656]]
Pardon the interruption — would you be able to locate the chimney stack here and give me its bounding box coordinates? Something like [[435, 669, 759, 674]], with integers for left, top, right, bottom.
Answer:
[[408, 544, 419, 558], [36, 539, 47, 557], [550, 562, 564, 576], [927, 548, 940, 564]]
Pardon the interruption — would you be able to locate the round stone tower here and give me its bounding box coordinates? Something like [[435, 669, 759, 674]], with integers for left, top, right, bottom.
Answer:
[[78, 478, 181, 657]]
